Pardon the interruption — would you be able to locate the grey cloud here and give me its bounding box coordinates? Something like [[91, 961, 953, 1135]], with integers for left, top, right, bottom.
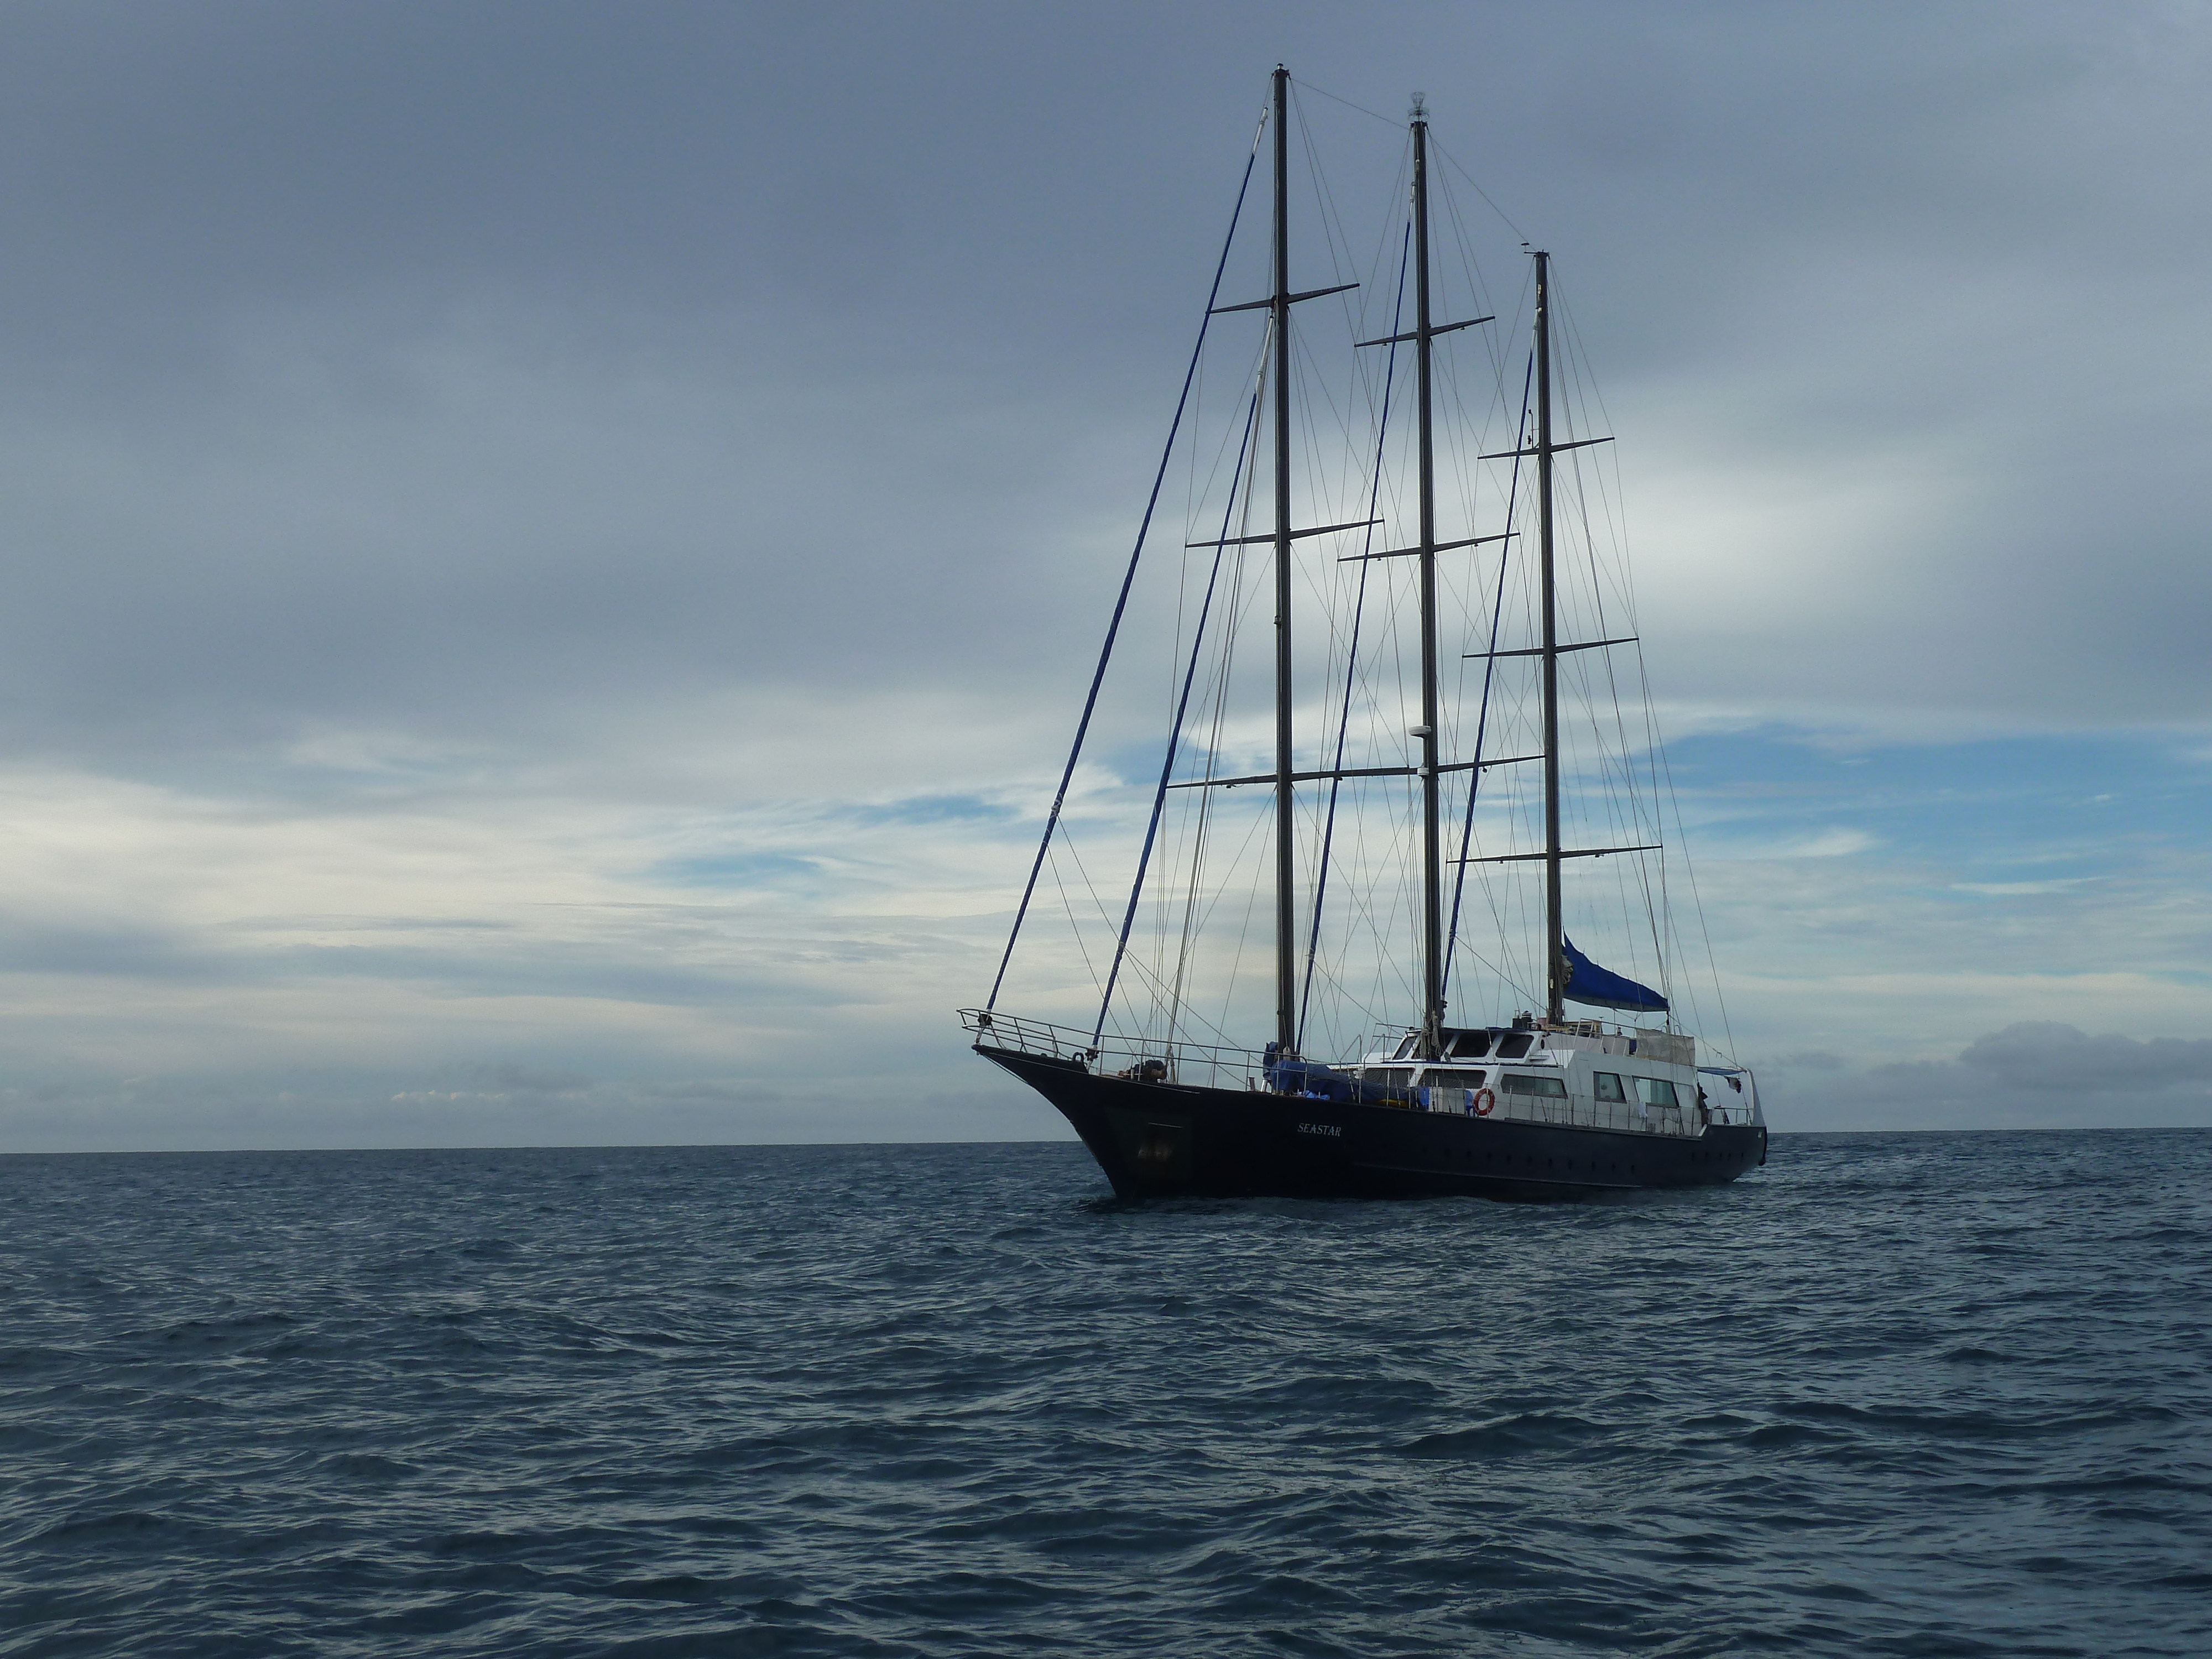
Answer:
[[0, 911, 747, 1006], [1958, 1022, 2212, 1094], [0, 897, 980, 1030], [2, 2, 2207, 779], [262, 941, 766, 1008], [1775, 1050, 1849, 1072], [0, 919, 236, 982], [1762, 1021, 2212, 1130], [635, 1081, 784, 1106], [451, 1062, 593, 1095]]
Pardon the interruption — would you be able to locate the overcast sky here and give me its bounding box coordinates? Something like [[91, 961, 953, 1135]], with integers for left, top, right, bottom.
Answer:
[[2, 1, 2208, 1152]]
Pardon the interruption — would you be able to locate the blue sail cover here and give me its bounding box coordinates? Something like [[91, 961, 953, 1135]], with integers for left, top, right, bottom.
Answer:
[[1561, 936, 1668, 1013]]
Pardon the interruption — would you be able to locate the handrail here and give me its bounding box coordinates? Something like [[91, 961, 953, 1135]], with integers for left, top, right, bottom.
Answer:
[[965, 1009, 1759, 1134], [962, 1008, 1270, 1091], [1417, 1087, 1726, 1137]]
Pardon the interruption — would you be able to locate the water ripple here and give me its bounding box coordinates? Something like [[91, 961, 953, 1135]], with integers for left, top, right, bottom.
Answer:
[[1, 1133, 2208, 1656]]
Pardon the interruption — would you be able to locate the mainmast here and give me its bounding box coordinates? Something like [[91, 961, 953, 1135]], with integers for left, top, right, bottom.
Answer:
[[1270, 65, 1297, 1058], [1411, 107, 1444, 1057], [1535, 250, 1564, 1023]]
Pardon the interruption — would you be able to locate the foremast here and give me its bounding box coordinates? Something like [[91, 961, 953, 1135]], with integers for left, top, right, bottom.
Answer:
[[1411, 104, 1447, 1060], [1536, 250, 1564, 1022], [1270, 65, 1297, 1058]]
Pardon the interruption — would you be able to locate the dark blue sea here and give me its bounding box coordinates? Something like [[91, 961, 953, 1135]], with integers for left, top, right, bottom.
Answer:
[[3, 1133, 2207, 1657]]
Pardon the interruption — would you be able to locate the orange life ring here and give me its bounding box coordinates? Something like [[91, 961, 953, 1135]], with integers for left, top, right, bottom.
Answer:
[[1472, 1087, 1496, 1117]]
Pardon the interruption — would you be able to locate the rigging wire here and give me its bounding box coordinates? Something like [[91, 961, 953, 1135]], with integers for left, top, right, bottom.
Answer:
[[1548, 276, 1698, 1032], [1548, 283, 1665, 992], [1165, 368, 1271, 1051], [985, 109, 1264, 1011], [1152, 332, 1273, 1023], [1290, 77, 1406, 130], [1426, 134, 1533, 255], [1007, 100, 1730, 1069], [1093, 354, 1271, 1047], [1046, 849, 1104, 998], [1300, 222, 1411, 1050], [1442, 351, 1534, 1005]]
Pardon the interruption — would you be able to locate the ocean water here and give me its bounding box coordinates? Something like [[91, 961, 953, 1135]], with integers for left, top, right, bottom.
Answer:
[[2, 1133, 2206, 1658]]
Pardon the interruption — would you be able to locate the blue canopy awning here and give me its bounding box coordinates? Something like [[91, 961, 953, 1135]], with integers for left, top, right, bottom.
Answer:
[[1561, 936, 1668, 1013]]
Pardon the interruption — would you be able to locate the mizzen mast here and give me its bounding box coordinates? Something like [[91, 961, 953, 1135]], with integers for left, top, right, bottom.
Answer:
[[1467, 251, 1640, 1020]]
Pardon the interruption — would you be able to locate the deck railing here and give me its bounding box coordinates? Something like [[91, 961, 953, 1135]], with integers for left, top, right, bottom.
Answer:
[[961, 1009, 1268, 1092], [963, 1010, 1756, 1135], [1415, 1088, 1752, 1136]]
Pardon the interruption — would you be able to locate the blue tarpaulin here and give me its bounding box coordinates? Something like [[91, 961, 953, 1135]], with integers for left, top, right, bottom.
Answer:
[[1265, 1046, 1415, 1106], [1561, 936, 1668, 1013]]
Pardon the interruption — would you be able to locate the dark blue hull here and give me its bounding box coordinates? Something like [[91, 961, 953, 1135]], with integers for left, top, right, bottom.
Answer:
[[979, 1045, 1766, 1201]]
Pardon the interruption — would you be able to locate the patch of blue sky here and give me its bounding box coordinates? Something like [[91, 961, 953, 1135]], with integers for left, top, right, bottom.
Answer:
[[1094, 732, 1284, 792], [652, 851, 820, 889], [1095, 735, 1172, 790], [837, 793, 1018, 829], [1661, 726, 2212, 877], [1051, 724, 2209, 945]]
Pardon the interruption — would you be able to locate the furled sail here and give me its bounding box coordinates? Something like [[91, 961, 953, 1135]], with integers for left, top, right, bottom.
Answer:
[[1560, 936, 1668, 1013]]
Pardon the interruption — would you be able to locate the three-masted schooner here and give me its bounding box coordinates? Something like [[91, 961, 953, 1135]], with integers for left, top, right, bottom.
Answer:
[[964, 69, 1766, 1198]]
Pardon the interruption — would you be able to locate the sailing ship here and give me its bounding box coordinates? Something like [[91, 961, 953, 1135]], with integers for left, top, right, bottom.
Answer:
[[964, 69, 1766, 1199]]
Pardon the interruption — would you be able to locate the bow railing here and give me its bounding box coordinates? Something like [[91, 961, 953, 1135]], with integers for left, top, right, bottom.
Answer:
[[961, 1009, 1270, 1092]]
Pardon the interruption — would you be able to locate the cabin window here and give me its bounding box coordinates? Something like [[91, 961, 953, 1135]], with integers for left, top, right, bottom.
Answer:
[[1424, 1068, 1487, 1088], [1392, 1036, 1420, 1060], [1495, 1032, 1535, 1059], [1593, 1071, 1626, 1103], [1503, 1073, 1567, 1098], [1635, 1077, 1680, 1109], [1447, 1030, 1493, 1059], [1369, 1067, 1416, 1086]]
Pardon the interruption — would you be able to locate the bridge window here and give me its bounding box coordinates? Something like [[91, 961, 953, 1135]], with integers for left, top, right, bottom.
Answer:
[[1425, 1068, 1487, 1088], [1503, 1073, 1568, 1098]]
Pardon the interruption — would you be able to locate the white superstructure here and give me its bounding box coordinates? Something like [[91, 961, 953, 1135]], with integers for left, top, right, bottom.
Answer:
[[1350, 1022, 1762, 1136]]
